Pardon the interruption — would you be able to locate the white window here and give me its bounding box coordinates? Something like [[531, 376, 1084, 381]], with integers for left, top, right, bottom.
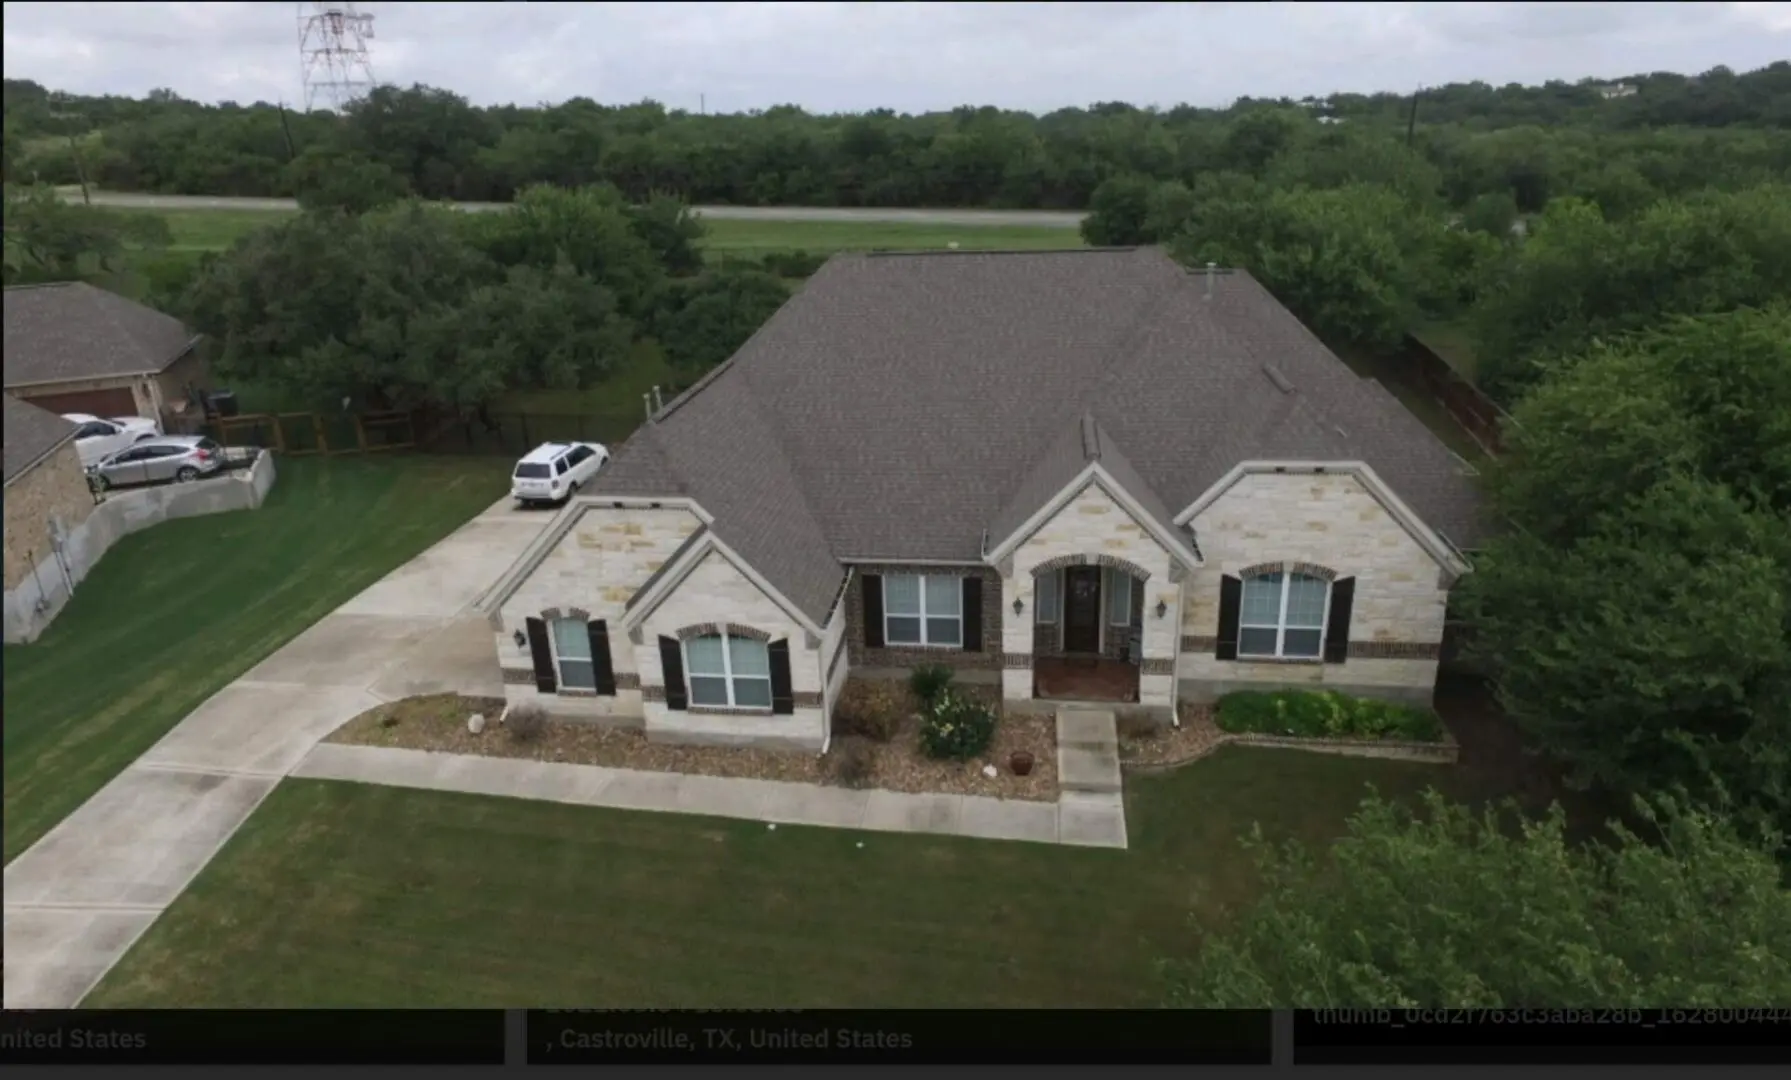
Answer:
[[685, 632, 773, 709], [1103, 566, 1132, 626], [550, 617, 595, 689], [1239, 572, 1329, 659], [884, 574, 962, 647], [1035, 569, 1060, 624]]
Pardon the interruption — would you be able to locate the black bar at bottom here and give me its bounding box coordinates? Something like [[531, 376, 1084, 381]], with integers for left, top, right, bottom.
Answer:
[[1294, 1009, 1791, 1065], [0, 1009, 506, 1065], [528, 1009, 1271, 1064]]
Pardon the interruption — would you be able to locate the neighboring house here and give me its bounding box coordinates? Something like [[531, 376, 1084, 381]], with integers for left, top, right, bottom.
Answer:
[[3, 394, 95, 640], [481, 248, 1482, 752], [2, 281, 206, 427]]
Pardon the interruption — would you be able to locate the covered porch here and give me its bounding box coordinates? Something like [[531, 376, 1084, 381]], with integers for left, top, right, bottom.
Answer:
[[1033, 655, 1140, 704]]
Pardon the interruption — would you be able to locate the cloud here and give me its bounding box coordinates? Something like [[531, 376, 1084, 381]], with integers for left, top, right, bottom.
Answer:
[[2, 1, 1784, 111]]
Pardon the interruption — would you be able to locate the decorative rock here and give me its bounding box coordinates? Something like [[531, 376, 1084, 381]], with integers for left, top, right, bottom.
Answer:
[[467, 713, 485, 735], [981, 764, 998, 779]]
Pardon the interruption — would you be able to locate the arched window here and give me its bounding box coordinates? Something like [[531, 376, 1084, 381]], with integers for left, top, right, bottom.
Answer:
[[684, 631, 772, 708], [1238, 571, 1329, 659]]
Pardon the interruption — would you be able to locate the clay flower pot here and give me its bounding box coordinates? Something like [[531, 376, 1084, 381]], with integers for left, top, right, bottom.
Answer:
[[1009, 750, 1035, 776]]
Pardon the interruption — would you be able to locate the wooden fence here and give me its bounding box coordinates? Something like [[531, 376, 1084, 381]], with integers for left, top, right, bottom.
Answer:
[[1397, 334, 1515, 457], [203, 410, 417, 456]]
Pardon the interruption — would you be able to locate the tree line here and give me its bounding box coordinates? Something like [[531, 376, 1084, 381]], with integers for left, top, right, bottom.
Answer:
[[3, 63, 1787, 210]]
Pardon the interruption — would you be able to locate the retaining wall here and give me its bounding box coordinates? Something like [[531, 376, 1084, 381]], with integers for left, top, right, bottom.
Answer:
[[3, 451, 278, 643]]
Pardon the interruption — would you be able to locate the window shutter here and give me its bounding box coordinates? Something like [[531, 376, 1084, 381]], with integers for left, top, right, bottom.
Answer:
[[658, 636, 688, 711], [768, 639, 795, 715], [1323, 577, 1356, 664], [961, 576, 983, 652], [861, 573, 885, 648], [1215, 575, 1242, 661], [526, 617, 557, 692], [587, 619, 617, 696]]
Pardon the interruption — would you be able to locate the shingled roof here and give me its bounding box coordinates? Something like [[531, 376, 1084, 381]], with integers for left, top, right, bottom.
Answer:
[[593, 247, 1483, 623], [3, 282, 198, 388], [3, 393, 79, 486]]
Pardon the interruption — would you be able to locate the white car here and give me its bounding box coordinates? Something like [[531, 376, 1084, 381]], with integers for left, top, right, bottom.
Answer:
[[511, 441, 609, 507], [65, 413, 162, 467]]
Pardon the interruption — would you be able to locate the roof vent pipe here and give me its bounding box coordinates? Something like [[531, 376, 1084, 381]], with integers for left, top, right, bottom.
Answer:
[[643, 393, 653, 422], [652, 385, 664, 412], [1204, 262, 1217, 300]]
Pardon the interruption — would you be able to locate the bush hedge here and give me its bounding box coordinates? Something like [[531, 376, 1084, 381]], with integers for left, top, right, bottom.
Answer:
[[919, 689, 998, 761], [1215, 689, 1445, 742]]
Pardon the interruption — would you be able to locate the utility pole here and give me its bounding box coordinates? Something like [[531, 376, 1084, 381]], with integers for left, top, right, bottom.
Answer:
[[276, 101, 298, 162], [700, 93, 706, 116], [1405, 85, 1422, 150]]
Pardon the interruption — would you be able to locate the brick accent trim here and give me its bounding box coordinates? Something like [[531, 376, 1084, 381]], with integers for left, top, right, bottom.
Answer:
[[541, 606, 563, 621], [689, 705, 774, 717], [615, 672, 641, 690], [845, 563, 1003, 671], [1001, 652, 1033, 669], [1288, 562, 1338, 582], [1033, 552, 1089, 574], [1182, 634, 1218, 651], [501, 667, 535, 685], [674, 622, 771, 642], [566, 606, 592, 620], [1093, 553, 1151, 581], [1140, 657, 1175, 675], [1348, 640, 1443, 660], [1237, 561, 1283, 579], [640, 685, 666, 702]]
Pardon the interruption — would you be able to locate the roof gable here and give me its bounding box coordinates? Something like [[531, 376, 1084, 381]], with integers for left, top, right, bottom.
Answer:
[[2, 393, 79, 485], [3, 282, 197, 388]]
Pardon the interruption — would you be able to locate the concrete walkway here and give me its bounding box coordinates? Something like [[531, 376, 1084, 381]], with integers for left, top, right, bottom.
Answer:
[[2, 497, 554, 1010], [292, 742, 1127, 849]]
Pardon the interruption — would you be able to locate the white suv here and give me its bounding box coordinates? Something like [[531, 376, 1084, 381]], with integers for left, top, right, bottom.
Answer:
[[511, 441, 609, 507]]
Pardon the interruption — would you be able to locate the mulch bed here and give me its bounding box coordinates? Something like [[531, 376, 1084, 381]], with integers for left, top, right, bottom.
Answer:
[[1118, 702, 1229, 768], [328, 686, 1059, 802]]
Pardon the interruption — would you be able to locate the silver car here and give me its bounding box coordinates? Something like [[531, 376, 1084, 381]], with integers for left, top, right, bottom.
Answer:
[[88, 435, 226, 490]]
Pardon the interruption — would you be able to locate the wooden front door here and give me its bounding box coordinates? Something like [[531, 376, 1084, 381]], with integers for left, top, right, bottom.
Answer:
[[1062, 565, 1102, 654]]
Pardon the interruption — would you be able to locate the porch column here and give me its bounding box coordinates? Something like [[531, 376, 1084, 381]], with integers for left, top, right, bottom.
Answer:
[[997, 558, 1033, 702]]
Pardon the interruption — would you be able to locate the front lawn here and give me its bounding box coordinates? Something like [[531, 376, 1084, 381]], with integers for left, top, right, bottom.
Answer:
[[0, 455, 508, 863], [86, 748, 1456, 1007]]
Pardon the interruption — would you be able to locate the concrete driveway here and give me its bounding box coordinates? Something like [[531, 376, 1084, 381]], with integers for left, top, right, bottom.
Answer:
[[2, 496, 550, 1008]]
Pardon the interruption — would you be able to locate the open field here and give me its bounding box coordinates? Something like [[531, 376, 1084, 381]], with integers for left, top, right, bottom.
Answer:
[[0, 456, 508, 863], [88, 748, 1464, 1007], [130, 206, 1084, 259]]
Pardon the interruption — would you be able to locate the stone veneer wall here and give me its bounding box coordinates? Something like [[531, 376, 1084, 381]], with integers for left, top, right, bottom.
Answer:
[[1177, 471, 1453, 708], [3, 441, 96, 590]]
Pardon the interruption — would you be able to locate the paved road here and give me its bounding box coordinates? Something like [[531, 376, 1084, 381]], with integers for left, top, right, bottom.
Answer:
[[2, 496, 553, 1008], [67, 190, 1086, 228]]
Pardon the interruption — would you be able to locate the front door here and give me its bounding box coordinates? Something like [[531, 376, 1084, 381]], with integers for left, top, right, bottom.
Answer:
[[1062, 565, 1102, 654]]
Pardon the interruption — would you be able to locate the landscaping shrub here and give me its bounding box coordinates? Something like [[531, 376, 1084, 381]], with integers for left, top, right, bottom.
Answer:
[[1216, 690, 1444, 742], [919, 690, 998, 761], [831, 679, 907, 742], [909, 663, 955, 709], [506, 704, 547, 743], [829, 736, 876, 789]]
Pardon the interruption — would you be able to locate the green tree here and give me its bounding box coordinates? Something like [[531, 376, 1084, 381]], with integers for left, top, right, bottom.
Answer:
[[1168, 184, 1420, 350], [1, 181, 170, 282], [1166, 791, 1791, 1007], [651, 265, 790, 374], [1461, 190, 1518, 237], [625, 191, 707, 277], [284, 146, 411, 215], [468, 183, 664, 319], [1079, 173, 1157, 246]]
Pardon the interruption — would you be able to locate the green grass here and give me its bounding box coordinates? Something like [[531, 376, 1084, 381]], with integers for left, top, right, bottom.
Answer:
[[0, 455, 508, 864], [86, 746, 1458, 1007], [154, 208, 292, 253], [1412, 318, 1482, 379]]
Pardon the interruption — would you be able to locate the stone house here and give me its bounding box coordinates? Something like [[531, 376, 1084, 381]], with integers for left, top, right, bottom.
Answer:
[[479, 248, 1483, 752], [3, 281, 207, 427], [3, 394, 96, 641]]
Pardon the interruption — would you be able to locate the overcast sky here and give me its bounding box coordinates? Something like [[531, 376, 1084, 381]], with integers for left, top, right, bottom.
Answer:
[[4, 1, 1788, 113]]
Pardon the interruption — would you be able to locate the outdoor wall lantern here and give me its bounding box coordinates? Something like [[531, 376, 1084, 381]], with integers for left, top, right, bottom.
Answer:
[[1155, 599, 1169, 619], [1012, 596, 1025, 616], [513, 629, 528, 650]]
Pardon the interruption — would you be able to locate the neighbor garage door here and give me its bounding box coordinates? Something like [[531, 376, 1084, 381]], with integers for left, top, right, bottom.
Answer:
[[15, 386, 139, 419]]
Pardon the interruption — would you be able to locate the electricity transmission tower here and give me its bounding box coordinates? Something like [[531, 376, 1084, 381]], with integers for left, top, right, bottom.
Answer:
[[297, 3, 377, 113]]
